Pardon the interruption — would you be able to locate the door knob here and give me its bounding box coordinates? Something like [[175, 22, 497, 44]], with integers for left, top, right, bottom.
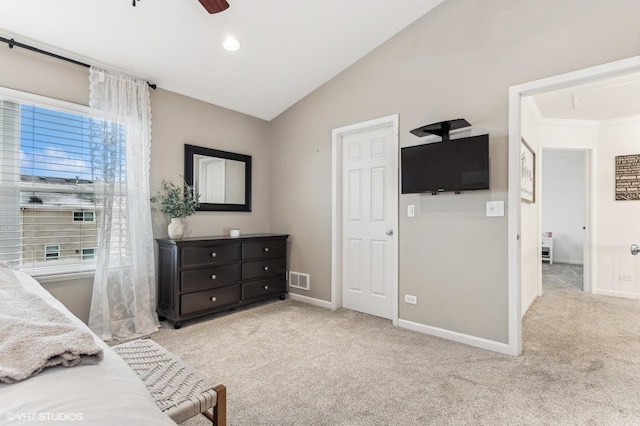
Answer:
[[386, 229, 393, 236], [631, 244, 640, 256]]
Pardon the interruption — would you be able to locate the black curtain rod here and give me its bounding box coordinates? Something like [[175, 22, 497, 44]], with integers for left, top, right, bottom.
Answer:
[[0, 36, 157, 90]]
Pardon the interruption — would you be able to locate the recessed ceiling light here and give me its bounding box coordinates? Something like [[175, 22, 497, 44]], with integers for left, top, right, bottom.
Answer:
[[223, 37, 241, 52]]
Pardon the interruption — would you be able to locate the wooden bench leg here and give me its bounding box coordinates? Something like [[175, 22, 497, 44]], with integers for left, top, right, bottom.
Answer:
[[202, 384, 226, 426]]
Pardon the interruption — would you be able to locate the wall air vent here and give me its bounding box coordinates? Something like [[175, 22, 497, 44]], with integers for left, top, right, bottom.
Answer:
[[289, 271, 310, 291]]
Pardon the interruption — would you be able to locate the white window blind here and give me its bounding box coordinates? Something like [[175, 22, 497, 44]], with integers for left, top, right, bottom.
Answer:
[[0, 89, 126, 276]]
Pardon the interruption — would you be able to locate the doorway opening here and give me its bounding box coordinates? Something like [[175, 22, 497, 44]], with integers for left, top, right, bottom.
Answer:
[[508, 55, 640, 356], [540, 149, 588, 293]]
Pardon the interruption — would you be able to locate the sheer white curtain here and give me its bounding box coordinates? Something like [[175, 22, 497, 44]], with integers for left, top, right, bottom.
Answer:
[[88, 67, 159, 340]]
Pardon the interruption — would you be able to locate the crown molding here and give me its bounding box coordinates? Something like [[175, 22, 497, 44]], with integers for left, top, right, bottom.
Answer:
[[523, 97, 598, 128], [599, 114, 640, 127], [522, 96, 545, 126], [523, 96, 640, 129]]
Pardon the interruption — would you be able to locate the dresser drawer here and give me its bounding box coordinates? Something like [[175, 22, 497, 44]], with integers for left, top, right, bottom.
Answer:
[[181, 264, 240, 293], [180, 285, 241, 316], [242, 240, 286, 261], [156, 235, 289, 329], [181, 244, 240, 268], [242, 258, 286, 280], [242, 278, 286, 300]]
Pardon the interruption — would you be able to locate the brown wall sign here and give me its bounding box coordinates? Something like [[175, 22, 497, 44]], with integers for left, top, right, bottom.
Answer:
[[615, 154, 640, 200]]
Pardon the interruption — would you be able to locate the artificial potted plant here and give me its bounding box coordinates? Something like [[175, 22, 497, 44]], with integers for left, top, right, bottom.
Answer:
[[157, 179, 200, 239]]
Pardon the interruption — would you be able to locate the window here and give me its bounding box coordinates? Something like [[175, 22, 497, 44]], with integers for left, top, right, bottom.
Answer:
[[0, 87, 125, 275], [73, 210, 95, 222], [81, 248, 96, 260], [44, 244, 60, 261]]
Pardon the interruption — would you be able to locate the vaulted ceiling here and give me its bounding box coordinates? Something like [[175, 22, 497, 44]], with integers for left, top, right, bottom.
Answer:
[[0, 0, 445, 121]]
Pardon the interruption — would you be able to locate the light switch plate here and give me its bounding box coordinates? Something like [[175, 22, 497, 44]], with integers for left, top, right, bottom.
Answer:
[[486, 201, 504, 217], [407, 205, 415, 217]]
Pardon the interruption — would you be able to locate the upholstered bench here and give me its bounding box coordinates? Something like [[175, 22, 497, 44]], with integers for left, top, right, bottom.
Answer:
[[113, 339, 226, 426]]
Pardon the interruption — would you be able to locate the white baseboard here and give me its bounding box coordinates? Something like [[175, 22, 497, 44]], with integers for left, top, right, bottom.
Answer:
[[288, 292, 335, 309], [397, 319, 512, 355], [521, 292, 538, 318], [552, 259, 584, 265], [594, 289, 640, 300], [289, 297, 514, 355]]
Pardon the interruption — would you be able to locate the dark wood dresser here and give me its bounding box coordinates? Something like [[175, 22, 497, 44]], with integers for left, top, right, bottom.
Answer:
[[156, 234, 288, 329]]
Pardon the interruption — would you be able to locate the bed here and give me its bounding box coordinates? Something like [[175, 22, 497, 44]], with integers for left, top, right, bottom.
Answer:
[[0, 269, 179, 425]]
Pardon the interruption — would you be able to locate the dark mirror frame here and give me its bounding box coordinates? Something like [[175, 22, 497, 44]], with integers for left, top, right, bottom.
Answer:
[[184, 144, 252, 212]]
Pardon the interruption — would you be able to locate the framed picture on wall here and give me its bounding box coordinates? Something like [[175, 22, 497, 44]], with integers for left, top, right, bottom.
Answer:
[[615, 154, 640, 200], [520, 137, 535, 203]]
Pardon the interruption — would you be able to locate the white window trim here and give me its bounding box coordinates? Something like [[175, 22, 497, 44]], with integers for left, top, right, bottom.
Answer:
[[29, 266, 96, 283], [44, 244, 60, 261], [0, 86, 89, 117], [81, 247, 97, 260], [0, 86, 108, 280], [73, 210, 96, 222]]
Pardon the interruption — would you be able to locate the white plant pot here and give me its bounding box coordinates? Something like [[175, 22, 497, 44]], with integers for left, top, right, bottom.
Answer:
[[168, 217, 186, 240]]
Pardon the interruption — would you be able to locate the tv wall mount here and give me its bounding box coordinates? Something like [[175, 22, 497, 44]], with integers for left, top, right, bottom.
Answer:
[[410, 118, 470, 141]]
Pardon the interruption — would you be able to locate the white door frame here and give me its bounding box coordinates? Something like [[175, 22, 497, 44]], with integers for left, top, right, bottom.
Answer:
[[331, 114, 399, 325], [508, 55, 640, 356]]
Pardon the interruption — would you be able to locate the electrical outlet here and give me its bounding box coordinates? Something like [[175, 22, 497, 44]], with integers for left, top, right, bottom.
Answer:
[[619, 273, 633, 281], [407, 205, 415, 217], [404, 294, 417, 304]]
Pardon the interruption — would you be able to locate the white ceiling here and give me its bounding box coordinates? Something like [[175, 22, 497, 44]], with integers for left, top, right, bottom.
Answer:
[[0, 0, 445, 121], [532, 71, 640, 122]]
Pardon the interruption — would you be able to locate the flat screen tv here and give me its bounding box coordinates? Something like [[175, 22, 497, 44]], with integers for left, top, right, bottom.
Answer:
[[401, 134, 489, 194]]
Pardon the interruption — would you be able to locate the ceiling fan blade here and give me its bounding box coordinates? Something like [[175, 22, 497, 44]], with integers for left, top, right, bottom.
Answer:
[[198, 0, 229, 14]]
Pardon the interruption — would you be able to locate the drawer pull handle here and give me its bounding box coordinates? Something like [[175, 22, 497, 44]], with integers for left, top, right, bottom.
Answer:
[[264, 266, 269, 271], [264, 247, 269, 252], [210, 252, 217, 258], [210, 274, 217, 280], [264, 285, 269, 290], [210, 296, 217, 302]]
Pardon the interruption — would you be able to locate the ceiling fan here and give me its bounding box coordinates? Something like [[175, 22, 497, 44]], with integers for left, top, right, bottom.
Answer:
[[132, 0, 230, 14], [197, 0, 230, 14]]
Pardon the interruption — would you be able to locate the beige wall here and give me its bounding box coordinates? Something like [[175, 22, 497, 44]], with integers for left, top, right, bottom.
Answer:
[[39, 275, 94, 324], [150, 90, 270, 238], [269, 0, 640, 343], [2, 0, 640, 344], [0, 46, 271, 322], [1, 47, 89, 104]]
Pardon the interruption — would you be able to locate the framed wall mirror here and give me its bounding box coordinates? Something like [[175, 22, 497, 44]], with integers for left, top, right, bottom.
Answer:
[[184, 144, 252, 212]]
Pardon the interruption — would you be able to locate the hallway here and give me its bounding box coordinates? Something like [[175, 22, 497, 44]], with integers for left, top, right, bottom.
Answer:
[[542, 262, 583, 291]]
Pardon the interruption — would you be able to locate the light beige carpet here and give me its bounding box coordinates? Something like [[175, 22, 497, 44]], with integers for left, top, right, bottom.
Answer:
[[151, 281, 640, 426]]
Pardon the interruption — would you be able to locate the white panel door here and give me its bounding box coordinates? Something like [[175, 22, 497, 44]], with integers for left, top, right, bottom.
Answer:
[[342, 125, 397, 319]]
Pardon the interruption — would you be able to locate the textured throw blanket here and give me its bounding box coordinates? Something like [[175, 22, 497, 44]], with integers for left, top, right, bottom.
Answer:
[[0, 268, 103, 383]]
